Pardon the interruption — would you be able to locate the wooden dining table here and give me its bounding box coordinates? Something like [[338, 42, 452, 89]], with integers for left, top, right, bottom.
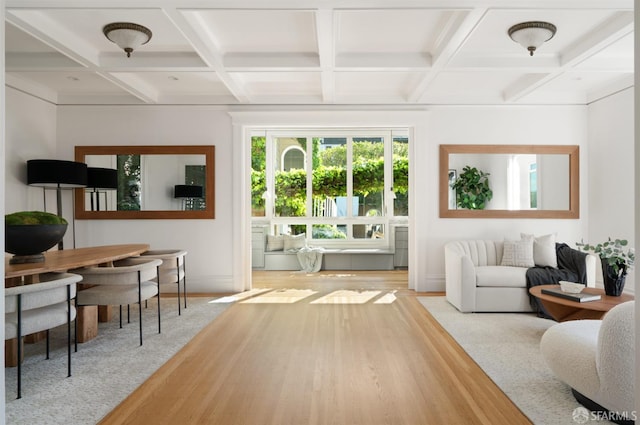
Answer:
[[5, 244, 150, 366]]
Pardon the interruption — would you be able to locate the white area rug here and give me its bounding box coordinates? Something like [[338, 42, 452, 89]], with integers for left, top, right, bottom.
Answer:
[[5, 296, 230, 424], [418, 297, 614, 425]]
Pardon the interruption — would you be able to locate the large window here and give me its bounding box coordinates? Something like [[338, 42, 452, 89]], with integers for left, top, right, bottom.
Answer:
[[251, 129, 408, 247]]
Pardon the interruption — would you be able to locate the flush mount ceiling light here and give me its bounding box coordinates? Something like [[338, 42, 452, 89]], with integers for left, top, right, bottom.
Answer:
[[103, 22, 152, 57], [508, 21, 556, 56]]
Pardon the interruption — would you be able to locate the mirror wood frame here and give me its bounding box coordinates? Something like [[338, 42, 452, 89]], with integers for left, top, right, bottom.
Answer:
[[440, 144, 579, 219], [74, 145, 215, 219]]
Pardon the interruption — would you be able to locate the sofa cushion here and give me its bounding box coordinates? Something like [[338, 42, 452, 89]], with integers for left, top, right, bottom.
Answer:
[[476, 266, 528, 288], [522, 233, 557, 268], [500, 239, 534, 267]]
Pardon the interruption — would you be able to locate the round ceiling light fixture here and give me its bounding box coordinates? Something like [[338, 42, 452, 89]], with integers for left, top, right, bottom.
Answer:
[[508, 21, 556, 56], [103, 22, 152, 58]]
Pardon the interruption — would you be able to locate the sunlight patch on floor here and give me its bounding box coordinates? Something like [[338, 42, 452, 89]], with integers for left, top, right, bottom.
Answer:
[[310, 290, 383, 304], [209, 288, 273, 303], [240, 288, 318, 304], [373, 290, 397, 304]]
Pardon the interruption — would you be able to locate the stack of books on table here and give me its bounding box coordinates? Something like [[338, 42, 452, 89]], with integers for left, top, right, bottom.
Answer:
[[541, 286, 601, 303]]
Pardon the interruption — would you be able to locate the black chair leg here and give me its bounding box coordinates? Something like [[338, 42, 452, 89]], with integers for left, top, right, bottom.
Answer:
[[138, 271, 143, 346], [157, 265, 161, 333], [183, 258, 187, 309], [46, 329, 50, 360], [177, 278, 181, 316], [67, 286, 72, 378], [17, 294, 22, 399]]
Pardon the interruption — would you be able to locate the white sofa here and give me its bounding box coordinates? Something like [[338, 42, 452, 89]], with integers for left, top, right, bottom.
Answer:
[[445, 240, 596, 313], [540, 301, 634, 420]]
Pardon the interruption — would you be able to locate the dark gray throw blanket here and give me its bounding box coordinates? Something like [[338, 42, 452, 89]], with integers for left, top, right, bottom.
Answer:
[[526, 243, 588, 319]]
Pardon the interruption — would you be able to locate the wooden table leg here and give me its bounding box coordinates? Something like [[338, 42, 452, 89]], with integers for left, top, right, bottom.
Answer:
[[98, 305, 112, 322], [77, 305, 98, 343], [5, 338, 23, 368]]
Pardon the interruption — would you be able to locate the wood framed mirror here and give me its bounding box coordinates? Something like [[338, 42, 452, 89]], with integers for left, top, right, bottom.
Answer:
[[75, 145, 215, 219], [440, 144, 579, 219]]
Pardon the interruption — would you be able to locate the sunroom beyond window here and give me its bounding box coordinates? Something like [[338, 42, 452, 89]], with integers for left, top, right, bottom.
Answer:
[[251, 130, 408, 248]]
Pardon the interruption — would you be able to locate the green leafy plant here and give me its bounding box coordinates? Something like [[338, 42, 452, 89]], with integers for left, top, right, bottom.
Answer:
[[451, 166, 493, 210], [5, 211, 67, 225], [576, 237, 635, 277]]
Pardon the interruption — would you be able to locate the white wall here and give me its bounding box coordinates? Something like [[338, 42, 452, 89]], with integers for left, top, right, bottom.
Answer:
[[56, 105, 235, 292], [587, 87, 635, 293], [419, 105, 589, 290], [6, 94, 599, 293], [5, 87, 58, 216]]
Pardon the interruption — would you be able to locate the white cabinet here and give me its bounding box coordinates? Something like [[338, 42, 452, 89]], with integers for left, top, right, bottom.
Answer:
[[394, 226, 408, 268], [251, 226, 266, 268]]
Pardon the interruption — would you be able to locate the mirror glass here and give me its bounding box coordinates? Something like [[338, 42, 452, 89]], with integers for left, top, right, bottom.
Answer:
[[75, 145, 215, 219], [440, 145, 579, 219]]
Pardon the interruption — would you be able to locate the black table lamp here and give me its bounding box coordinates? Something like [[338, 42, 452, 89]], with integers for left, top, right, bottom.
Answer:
[[27, 159, 88, 249], [174, 185, 203, 210], [87, 167, 118, 211]]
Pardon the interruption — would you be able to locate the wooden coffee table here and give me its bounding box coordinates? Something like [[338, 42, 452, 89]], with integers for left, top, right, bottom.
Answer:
[[529, 284, 634, 322]]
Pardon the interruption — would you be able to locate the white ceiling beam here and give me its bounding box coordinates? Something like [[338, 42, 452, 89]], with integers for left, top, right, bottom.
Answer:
[[561, 11, 633, 67], [336, 53, 431, 70], [99, 52, 207, 69], [315, 8, 335, 103], [97, 72, 159, 103], [225, 53, 320, 69], [502, 73, 556, 101], [6, 52, 85, 70], [7, 10, 99, 67], [162, 7, 250, 103], [408, 8, 488, 102]]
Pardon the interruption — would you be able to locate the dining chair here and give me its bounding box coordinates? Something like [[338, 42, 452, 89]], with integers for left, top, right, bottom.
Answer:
[[140, 249, 188, 315], [73, 257, 162, 346], [5, 272, 82, 399]]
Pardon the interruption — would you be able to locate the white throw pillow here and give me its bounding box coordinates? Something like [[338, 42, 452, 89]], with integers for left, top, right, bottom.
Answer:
[[501, 239, 535, 268], [284, 233, 306, 252], [521, 233, 557, 268], [266, 235, 284, 252]]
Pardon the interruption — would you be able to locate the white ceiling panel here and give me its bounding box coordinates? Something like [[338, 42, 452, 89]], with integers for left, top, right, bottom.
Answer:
[[184, 10, 318, 54], [4, 0, 634, 106], [336, 9, 450, 53]]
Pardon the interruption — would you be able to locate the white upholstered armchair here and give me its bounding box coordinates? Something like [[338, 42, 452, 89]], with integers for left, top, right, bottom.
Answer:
[[540, 301, 635, 420]]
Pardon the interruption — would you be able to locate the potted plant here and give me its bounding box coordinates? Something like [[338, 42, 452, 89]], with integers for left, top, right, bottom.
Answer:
[[5, 211, 68, 264], [576, 238, 635, 296], [451, 165, 493, 210]]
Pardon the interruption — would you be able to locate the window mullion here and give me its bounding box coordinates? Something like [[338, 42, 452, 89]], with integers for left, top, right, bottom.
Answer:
[[265, 131, 274, 218], [306, 136, 313, 237], [384, 130, 393, 217]]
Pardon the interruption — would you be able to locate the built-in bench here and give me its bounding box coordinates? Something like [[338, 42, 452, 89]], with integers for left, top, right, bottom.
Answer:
[[263, 248, 395, 271]]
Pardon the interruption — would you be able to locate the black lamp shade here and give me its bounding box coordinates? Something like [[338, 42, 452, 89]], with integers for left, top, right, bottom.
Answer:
[[27, 159, 87, 188], [174, 185, 203, 198], [87, 167, 118, 190]]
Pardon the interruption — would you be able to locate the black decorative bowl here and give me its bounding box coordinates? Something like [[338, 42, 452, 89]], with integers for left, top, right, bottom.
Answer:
[[5, 224, 67, 264]]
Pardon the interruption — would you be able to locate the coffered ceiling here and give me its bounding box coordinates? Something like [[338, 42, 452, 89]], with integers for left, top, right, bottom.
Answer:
[[5, 0, 634, 106]]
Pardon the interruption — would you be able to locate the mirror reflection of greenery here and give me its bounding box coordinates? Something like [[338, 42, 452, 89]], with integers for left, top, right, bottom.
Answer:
[[117, 154, 141, 211], [251, 137, 409, 217], [451, 165, 493, 210]]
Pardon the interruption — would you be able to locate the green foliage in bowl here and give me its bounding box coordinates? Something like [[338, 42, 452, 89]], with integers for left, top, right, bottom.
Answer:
[[5, 211, 68, 225]]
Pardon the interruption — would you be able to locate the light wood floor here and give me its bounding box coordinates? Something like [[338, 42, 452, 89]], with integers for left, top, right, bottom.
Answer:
[[99, 271, 531, 425]]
